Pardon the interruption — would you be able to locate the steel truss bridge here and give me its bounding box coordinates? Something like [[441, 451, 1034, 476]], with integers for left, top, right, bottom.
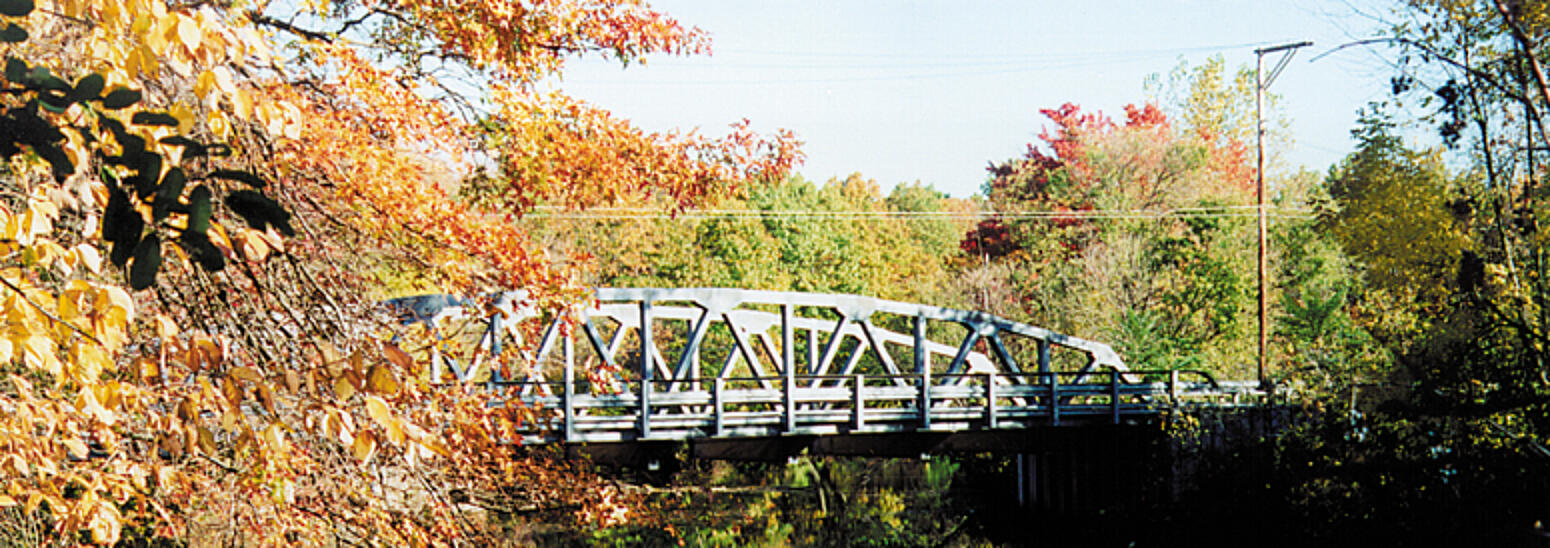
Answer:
[[387, 288, 1263, 447]]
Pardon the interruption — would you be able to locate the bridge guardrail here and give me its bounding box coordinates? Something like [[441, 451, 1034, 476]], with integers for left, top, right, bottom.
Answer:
[[477, 369, 1264, 444]]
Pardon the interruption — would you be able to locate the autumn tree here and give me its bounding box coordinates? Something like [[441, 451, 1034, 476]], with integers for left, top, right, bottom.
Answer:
[[0, 0, 801, 545], [965, 100, 1269, 376]]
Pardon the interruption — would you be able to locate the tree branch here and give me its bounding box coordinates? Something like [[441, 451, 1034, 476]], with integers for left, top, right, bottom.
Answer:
[[247, 11, 333, 43], [0, 274, 105, 346], [1325, 35, 1550, 154], [1494, 0, 1550, 153]]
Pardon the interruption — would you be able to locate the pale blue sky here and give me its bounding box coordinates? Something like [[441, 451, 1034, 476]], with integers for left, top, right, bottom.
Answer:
[[550, 1, 1398, 198]]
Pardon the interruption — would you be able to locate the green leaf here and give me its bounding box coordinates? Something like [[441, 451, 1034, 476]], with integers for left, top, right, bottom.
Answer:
[[33, 142, 70, 181], [102, 184, 145, 268], [158, 136, 205, 156], [128, 233, 161, 290], [160, 137, 231, 158], [69, 73, 104, 103], [130, 111, 179, 127], [0, 0, 34, 17], [100, 184, 134, 240], [97, 115, 126, 142], [109, 235, 139, 268], [0, 23, 25, 44], [3, 57, 24, 83], [133, 154, 161, 199], [99, 87, 141, 109], [29, 66, 64, 91], [208, 169, 266, 188], [186, 185, 213, 234], [104, 131, 145, 168], [225, 189, 294, 236], [36, 91, 67, 113], [153, 168, 186, 221]]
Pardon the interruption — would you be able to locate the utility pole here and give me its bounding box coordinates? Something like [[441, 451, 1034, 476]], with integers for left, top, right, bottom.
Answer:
[[1255, 41, 1310, 390]]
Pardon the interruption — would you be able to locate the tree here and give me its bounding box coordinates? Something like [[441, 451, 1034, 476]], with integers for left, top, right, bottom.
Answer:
[[1324, 112, 1471, 345], [521, 174, 970, 302], [0, 0, 801, 544], [968, 100, 1265, 376], [1230, 2, 1550, 539]]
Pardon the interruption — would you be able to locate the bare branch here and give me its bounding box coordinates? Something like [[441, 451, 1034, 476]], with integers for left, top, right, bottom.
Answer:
[[247, 10, 333, 43]]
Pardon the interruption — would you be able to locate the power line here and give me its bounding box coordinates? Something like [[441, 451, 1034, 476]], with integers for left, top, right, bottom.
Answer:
[[717, 41, 1276, 60], [520, 205, 1315, 221], [565, 41, 1283, 86]]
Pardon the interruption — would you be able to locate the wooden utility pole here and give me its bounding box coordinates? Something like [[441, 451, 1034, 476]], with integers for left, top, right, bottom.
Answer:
[[1255, 41, 1310, 389]]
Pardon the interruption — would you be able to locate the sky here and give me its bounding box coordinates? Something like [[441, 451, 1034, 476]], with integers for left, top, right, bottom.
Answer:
[[549, 1, 1400, 198]]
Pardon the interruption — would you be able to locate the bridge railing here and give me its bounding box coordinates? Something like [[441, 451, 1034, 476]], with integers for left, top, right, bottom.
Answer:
[[487, 369, 1263, 444], [382, 289, 1266, 444]]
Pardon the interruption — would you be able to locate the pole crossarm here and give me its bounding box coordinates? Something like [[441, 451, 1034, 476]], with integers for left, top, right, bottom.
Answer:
[[384, 288, 1264, 444]]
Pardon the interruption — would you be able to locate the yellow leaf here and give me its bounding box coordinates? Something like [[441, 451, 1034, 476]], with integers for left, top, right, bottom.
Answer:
[[208, 108, 230, 139], [72, 244, 102, 274], [170, 103, 196, 134], [262, 423, 287, 453], [364, 395, 392, 426], [351, 431, 376, 462], [196, 426, 216, 454], [333, 376, 356, 401], [136, 45, 160, 77], [206, 223, 234, 257], [73, 342, 111, 383], [194, 70, 215, 101], [77, 387, 116, 425], [364, 395, 404, 445], [212, 66, 236, 97], [63, 438, 88, 459], [232, 89, 253, 121], [104, 286, 135, 322], [219, 376, 242, 408], [256, 383, 276, 414], [367, 364, 399, 395], [90, 503, 121, 545], [317, 341, 343, 365], [229, 366, 262, 384], [419, 437, 453, 458], [176, 15, 201, 52], [154, 314, 178, 339], [136, 356, 159, 382]]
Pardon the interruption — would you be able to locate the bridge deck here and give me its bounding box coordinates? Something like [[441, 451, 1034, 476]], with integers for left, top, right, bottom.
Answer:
[[498, 371, 1262, 444]]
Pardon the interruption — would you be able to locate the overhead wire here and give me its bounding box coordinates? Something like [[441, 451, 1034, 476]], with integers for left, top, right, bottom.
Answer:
[[521, 205, 1317, 221], [564, 40, 1283, 86], [716, 41, 1276, 60]]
